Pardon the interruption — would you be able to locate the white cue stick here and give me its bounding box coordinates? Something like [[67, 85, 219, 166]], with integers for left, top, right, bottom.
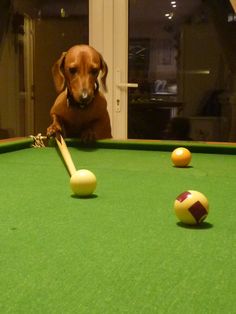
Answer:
[[55, 134, 76, 176]]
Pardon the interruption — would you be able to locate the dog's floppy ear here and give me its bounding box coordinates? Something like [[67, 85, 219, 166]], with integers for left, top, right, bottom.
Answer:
[[99, 54, 108, 92], [52, 52, 67, 93]]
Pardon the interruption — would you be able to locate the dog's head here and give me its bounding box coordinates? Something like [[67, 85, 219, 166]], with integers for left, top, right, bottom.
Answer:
[[52, 45, 108, 108]]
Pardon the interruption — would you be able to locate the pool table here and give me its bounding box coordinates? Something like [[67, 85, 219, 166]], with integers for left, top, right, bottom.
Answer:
[[0, 137, 235, 313]]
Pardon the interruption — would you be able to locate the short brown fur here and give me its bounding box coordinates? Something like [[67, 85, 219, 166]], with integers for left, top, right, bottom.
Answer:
[[47, 45, 112, 142]]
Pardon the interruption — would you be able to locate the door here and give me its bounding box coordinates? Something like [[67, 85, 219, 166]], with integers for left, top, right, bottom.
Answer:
[[90, 0, 179, 140], [128, 1, 179, 139], [91, 0, 235, 141]]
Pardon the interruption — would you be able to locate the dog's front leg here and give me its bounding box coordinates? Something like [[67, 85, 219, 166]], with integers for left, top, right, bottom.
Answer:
[[80, 125, 97, 143], [47, 114, 63, 137], [80, 115, 112, 143]]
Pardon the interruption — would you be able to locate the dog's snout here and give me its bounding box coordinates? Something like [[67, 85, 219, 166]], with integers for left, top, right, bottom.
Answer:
[[76, 89, 94, 107], [81, 90, 89, 100]]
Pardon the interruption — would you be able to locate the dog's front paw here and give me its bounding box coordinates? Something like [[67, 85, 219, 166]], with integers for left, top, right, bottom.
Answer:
[[80, 129, 96, 143], [47, 123, 62, 137]]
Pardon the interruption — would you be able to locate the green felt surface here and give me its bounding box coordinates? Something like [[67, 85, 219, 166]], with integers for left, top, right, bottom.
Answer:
[[0, 140, 235, 313]]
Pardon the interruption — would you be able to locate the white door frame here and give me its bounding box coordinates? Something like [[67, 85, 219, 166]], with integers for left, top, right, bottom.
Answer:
[[89, 0, 129, 139]]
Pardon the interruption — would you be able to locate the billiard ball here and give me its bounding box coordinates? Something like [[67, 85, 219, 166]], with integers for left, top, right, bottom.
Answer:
[[174, 190, 209, 225], [70, 169, 97, 197], [171, 147, 192, 167]]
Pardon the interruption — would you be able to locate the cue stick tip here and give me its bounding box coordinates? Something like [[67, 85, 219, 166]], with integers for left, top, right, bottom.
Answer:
[[55, 132, 62, 144], [55, 133, 77, 177]]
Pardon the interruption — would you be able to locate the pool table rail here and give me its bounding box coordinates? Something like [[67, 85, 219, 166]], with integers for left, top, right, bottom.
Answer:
[[1, 137, 236, 155]]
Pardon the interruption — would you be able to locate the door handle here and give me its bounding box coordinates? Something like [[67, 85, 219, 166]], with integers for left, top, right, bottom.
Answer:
[[115, 69, 138, 112], [117, 83, 138, 88]]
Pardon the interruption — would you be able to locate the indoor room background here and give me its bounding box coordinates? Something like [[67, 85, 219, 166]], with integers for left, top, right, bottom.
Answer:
[[0, 0, 236, 141]]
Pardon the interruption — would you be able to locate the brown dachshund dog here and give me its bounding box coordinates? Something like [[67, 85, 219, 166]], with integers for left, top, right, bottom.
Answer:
[[47, 45, 112, 142]]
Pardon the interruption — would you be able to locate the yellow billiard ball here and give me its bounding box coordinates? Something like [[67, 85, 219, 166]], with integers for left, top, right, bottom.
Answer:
[[70, 169, 97, 197], [174, 190, 209, 225], [171, 147, 192, 167]]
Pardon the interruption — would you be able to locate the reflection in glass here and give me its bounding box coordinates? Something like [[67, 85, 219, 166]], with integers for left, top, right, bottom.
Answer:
[[128, 0, 236, 141]]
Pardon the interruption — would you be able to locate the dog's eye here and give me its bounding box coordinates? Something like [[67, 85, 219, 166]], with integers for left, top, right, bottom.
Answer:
[[69, 67, 77, 75], [90, 68, 99, 76]]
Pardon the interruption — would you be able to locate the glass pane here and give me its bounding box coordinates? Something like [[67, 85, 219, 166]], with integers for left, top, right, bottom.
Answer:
[[0, 0, 88, 138], [128, 0, 236, 141]]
